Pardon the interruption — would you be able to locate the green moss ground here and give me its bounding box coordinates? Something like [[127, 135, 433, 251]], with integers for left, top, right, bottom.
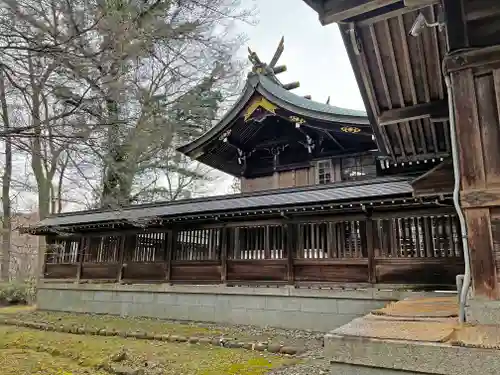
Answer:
[[0, 325, 297, 375], [0, 307, 299, 374]]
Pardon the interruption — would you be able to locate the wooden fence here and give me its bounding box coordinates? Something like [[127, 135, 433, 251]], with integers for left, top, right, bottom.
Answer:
[[43, 209, 464, 288]]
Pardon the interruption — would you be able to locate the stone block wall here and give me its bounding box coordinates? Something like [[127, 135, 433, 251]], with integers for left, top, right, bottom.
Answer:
[[37, 283, 400, 331]]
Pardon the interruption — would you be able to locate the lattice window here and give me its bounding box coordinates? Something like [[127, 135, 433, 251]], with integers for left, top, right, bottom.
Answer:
[[317, 160, 332, 185], [125, 232, 167, 262], [230, 224, 285, 260], [374, 215, 463, 258], [341, 155, 376, 181], [82, 236, 120, 263], [296, 220, 365, 259], [46, 239, 79, 264], [175, 228, 221, 261]]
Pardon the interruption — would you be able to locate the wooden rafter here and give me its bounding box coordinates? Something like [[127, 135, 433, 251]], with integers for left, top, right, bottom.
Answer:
[[321, 0, 400, 24], [378, 100, 448, 126]]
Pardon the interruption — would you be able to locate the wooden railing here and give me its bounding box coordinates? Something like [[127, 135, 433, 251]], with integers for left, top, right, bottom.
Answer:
[[43, 209, 464, 288]]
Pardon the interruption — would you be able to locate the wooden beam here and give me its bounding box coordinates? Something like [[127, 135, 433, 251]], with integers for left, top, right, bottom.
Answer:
[[356, 1, 439, 26], [321, 0, 400, 24], [378, 100, 448, 126], [442, 0, 469, 51], [444, 45, 500, 74], [466, 0, 500, 22], [403, 0, 437, 6]]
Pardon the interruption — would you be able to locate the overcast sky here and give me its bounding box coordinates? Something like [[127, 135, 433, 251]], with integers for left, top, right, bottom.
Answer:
[[241, 0, 364, 110]]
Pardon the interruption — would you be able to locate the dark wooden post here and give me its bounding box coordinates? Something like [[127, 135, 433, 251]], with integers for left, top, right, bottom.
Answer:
[[220, 226, 228, 284], [286, 222, 295, 284], [365, 216, 375, 284], [264, 225, 271, 259], [42, 235, 55, 279], [165, 228, 176, 283], [76, 236, 85, 283], [117, 235, 126, 283], [444, 45, 500, 301]]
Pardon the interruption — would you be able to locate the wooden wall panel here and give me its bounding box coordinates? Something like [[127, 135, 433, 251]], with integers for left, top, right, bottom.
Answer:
[[451, 69, 486, 191], [476, 70, 500, 187], [170, 261, 221, 283], [80, 263, 120, 280], [241, 176, 274, 193], [490, 211, 500, 290], [122, 262, 165, 281], [279, 170, 295, 189], [44, 264, 78, 279], [411, 160, 454, 196], [375, 259, 463, 285], [241, 168, 314, 193], [294, 260, 369, 283], [227, 260, 287, 282], [295, 168, 310, 187]]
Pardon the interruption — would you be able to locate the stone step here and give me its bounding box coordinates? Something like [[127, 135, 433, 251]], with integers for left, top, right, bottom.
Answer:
[[325, 332, 500, 375]]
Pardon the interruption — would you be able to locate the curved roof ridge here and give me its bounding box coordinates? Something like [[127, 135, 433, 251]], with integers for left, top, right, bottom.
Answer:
[[257, 74, 368, 120], [177, 72, 372, 157]]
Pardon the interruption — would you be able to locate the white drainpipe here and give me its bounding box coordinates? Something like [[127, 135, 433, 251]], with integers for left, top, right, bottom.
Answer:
[[445, 75, 471, 324]]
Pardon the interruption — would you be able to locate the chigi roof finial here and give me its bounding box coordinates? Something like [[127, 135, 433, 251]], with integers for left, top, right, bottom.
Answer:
[[247, 37, 300, 91]]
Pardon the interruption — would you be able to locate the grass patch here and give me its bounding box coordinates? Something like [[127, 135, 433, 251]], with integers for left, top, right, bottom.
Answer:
[[0, 325, 297, 375]]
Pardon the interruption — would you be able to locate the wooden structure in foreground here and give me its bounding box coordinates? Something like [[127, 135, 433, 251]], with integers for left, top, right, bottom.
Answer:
[[301, 0, 500, 300], [29, 41, 463, 289]]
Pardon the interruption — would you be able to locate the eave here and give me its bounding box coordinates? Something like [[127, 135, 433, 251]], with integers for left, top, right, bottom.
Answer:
[[24, 176, 453, 235], [177, 73, 373, 166]]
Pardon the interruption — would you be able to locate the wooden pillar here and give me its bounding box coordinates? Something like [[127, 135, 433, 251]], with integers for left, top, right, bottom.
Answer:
[[117, 235, 126, 283], [76, 236, 85, 283], [286, 222, 295, 284], [365, 216, 375, 284], [165, 228, 176, 283], [43, 235, 55, 279], [444, 45, 500, 300], [220, 226, 228, 283]]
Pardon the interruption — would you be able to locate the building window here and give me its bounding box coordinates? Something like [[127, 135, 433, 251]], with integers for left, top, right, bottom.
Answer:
[[317, 160, 332, 185], [341, 155, 376, 181]]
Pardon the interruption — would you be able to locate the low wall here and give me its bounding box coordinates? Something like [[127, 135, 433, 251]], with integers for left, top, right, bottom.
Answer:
[[36, 283, 407, 331]]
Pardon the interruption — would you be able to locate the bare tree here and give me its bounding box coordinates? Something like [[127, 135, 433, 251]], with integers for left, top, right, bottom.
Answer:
[[0, 67, 12, 281]]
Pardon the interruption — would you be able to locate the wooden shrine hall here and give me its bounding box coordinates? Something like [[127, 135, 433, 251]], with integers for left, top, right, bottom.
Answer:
[[300, 0, 500, 324], [29, 40, 464, 290]]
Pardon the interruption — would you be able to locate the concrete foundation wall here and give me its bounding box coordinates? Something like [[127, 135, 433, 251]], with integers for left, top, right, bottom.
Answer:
[[37, 283, 401, 331]]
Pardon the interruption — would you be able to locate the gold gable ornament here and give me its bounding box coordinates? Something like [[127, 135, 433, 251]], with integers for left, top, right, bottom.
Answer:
[[244, 97, 278, 122], [289, 116, 306, 126], [341, 126, 361, 134]]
